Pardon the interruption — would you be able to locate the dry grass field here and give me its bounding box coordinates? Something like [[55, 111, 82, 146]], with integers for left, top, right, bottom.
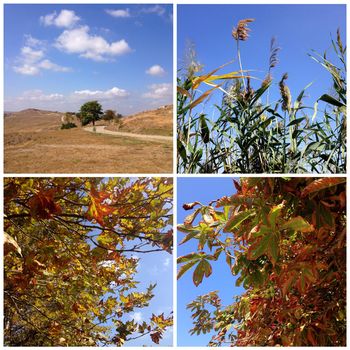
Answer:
[[106, 105, 173, 136], [4, 107, 173, 173]]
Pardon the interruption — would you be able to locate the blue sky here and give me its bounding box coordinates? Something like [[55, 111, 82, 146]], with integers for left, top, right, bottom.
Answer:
[[4, 4, 173, 114], [177, 177, 244, 346], [178, 4, 346, 117], [123, 250, 173, 347]]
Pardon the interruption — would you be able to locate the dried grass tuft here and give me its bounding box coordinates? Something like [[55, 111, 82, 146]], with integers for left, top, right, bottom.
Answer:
[[279, 73, 292, 112], [232, 18, 255, 41]]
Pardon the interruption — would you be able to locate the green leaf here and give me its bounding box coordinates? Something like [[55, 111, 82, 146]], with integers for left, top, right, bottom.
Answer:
[[287, 117, 305, 127], [177, 252, 203, 264], [247, 234, 270, 260], [268, 202, 285, 229], [319, 203, 335, 228], [202, 259, 212, 278], [318, 94, 345, 107], [223, 209, 255, 232], [281, 216, 314, 232], [199, 114, 210, 144], [268, 233, 279, 265], [177, 224, 200, 234], [177, 260, 197, 280], [179, 229, 200, 245], [177, 140, 187, 162], [192, 259, 212, 286], [250, 269, 265, 286]]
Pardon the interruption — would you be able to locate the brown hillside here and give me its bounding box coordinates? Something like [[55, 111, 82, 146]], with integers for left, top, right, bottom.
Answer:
[[106, 105, 173, 136], [4, 107, 173, 173], [5, 109, 64, 132]]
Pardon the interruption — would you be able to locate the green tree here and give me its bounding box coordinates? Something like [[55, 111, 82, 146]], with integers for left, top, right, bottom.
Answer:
[[103, 109, 117, 121], [4, 177, 173, 346], [80, 101, 103, 126], [178, 177, 346, 346]]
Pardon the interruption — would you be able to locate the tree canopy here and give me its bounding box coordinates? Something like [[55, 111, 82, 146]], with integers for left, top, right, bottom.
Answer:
[[178, 177, 346, 346], [103, 109, 122, 122], [79, 101, 103, 126], [4, 177, 173, 346]]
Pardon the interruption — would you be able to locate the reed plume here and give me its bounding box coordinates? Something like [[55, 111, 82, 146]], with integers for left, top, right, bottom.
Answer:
[[232, 19, 255, 90], [279, 73, 292, 112], [232, 18, 255, 41]]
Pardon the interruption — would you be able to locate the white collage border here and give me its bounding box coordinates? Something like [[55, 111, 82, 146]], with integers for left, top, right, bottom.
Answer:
[[0, 0, 349, 348]]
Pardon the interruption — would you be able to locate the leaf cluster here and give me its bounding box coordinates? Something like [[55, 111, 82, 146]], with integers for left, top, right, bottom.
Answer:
[[178, 177, 346, 346], [4, 177, 173, 346]]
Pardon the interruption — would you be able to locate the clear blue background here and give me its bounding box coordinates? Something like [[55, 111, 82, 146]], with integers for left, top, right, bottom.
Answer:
[[177, 177, 243, 346], [5, 4, 173, 114], [178, 4, 346, 116], [123, 251, 173, 347]]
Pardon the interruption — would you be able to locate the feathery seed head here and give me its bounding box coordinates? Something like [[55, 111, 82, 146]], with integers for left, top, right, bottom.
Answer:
[[232, 18, 255, 41], [279, 73, 292, 112]]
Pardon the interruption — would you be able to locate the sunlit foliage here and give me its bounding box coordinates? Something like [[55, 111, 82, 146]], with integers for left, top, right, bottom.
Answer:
[[178, 177, 346, 346], [4, 177, 173, 346]]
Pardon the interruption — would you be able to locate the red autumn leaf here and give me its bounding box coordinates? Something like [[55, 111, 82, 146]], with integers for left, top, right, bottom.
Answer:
[[28, 189, 61, 219], [307, 328, 317, 346], [150, 331, 162, 344], [233, 179, 242, 192], [301, 178, 346, 197], [183, 202, 200, 210], [86, 186, 115, 226]]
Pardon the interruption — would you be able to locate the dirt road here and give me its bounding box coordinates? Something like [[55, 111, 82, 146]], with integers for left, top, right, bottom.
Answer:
[[84, 126, 173, 143]]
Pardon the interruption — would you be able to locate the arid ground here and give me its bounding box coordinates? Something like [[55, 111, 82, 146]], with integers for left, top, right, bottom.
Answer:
[[4, 106, 173, 173]]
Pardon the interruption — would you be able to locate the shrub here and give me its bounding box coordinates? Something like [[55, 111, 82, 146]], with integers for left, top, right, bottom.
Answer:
[[61, 122, 77, 129]]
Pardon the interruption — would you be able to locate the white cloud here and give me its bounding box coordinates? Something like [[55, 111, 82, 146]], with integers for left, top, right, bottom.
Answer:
[[106, 9, 130, 18], [146, 64, 165, 76], [13, 35, 71, 76], [13, 64, 40, 75], [21, 46, 44, 63], [141, 5, 166, 17], [143, 83, 172, 100], [73, 87, 129, 100], [38, 59, 71, 72], [163, 257, 170, 268], [40, 10, 80, 28], [24, 34, 45, 48], [130, 312, 143, 322], [17, 89, 64, 102], [10, 87, 128, 105], [55, 26, 132, 61]]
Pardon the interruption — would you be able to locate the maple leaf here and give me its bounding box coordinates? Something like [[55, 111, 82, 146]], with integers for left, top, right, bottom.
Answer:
[[28, 189, 61, 219], [150, 331, 162, 344], [86, 186, 115, 226]]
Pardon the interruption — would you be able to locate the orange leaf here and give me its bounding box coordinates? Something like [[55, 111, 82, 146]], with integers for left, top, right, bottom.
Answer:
[[301, 178, 345, 197], [87, 187, 115, 226], [28, 189, 61, 219]]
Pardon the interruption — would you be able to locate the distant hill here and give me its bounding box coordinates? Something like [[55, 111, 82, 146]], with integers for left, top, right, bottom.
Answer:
[[4, 109, 64, 132], [5, 105, 173, 136], [107, 105, 173, 136]]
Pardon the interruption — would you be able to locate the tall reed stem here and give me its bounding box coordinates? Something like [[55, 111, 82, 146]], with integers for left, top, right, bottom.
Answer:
[[236, 40, 246, 90]]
